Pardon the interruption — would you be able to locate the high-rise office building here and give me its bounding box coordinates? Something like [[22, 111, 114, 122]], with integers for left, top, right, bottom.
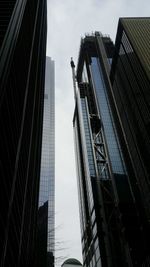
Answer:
[[0, 1, 47, 266], [37, 57, 55, 267], [110, 17, 150, 265], [110, 17, 150, 220], [71, 31, 150, 267]]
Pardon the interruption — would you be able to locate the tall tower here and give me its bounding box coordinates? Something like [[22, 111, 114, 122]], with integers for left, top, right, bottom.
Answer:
[[71, 32, 150, 267], [37, 57, 55, 267], [110, 17, 150, 265], [0, 1, 47, 266]]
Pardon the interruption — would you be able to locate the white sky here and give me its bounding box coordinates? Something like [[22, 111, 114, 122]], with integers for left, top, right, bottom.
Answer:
[[46, 1, 150, 266]]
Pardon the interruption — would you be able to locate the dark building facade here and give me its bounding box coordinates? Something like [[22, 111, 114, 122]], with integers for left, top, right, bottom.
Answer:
[[72, 30, 150, 267], [37, 57, 55, 267], [0, 1, 47, 266], [110, 17, 150, 265]]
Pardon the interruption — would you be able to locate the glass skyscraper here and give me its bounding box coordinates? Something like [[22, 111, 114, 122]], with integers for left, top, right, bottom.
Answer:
[[72, 31, 150, 267], [38, 57, 55, 267]]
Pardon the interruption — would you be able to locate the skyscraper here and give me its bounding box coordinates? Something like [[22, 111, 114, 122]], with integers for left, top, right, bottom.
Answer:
[[110, 17, 150, 265], [71, 31, 150, 267], [37, 57, 55, 267], [0, 1, 47, 266]]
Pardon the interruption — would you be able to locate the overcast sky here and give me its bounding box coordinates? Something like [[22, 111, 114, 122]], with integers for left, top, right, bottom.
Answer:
[[46, 0, 150, 266]]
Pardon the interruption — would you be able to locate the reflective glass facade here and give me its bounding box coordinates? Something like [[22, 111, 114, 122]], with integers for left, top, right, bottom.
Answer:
[[38, 57, 55, 266], [91, 57, 125, 175], [73, 32, 150, 267]]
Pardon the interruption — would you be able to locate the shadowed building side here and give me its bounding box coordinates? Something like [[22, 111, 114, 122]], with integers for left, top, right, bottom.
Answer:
[[0, 0, 47, 266], [110, 17, 150, 265]]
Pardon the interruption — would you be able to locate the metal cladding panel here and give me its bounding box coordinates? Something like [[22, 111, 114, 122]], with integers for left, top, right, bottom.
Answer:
[[121, 18, 150, 80]]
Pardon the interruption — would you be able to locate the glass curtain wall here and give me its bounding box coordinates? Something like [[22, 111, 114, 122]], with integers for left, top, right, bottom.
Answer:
[[38, 57, 55, 265]]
